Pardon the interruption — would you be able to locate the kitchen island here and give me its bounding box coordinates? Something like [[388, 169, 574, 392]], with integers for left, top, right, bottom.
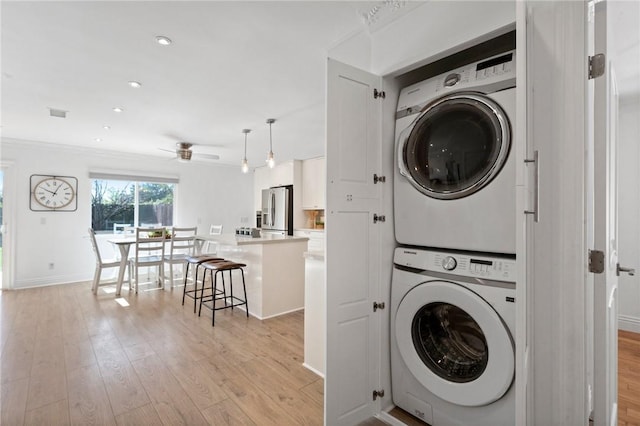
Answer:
[[198, 233, 309, 319]]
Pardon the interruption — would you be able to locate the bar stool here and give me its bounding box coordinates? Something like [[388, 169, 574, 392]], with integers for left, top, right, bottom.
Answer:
[[198, 260, 249, 326], [182, 255, 224, 313]]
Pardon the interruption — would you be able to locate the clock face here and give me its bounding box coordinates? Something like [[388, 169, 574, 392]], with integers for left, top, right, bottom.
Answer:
[[33, 177, 75, 209]]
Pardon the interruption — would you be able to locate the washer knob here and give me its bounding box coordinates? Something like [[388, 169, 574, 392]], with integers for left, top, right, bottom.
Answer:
[[442, 256, 457, 271]]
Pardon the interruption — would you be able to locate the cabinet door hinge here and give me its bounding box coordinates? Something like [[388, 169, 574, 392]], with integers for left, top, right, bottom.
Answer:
[[588, 249, 605, 274], [373, 301, 385, 312], [373, 88, 386, 99], [373, 214, 386, 224], [373, 389, 385, 400], [373, 173, 386, 184], [588, 54, 605, 80]]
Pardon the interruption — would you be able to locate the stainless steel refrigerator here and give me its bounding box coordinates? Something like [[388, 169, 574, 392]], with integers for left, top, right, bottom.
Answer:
[[261, 185, 293, 235]]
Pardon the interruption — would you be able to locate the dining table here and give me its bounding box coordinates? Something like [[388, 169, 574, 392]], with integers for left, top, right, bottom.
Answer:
[[107, 237, 136, 296], [106, 234, 216, 296]]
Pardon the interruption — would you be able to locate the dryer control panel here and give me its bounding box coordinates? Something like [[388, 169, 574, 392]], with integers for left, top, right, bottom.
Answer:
[[396, 49, 516, 119], [394, 247, 516, 282]]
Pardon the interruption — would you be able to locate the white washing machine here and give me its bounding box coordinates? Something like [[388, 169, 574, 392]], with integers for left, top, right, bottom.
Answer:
[[390, 247, 515, 426], [394, 50, 516, 254]]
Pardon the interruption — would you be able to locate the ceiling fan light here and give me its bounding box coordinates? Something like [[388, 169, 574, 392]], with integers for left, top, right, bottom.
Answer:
[[177, 149, 192, 161]]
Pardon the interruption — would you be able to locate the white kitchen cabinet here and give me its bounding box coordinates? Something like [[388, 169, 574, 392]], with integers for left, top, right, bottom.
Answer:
[[270, 161, 294, 187], [303, 251, 325, 377], [254, 166, 270, 212], [302, 157, 326, 210], [294, 229, 324, 252]]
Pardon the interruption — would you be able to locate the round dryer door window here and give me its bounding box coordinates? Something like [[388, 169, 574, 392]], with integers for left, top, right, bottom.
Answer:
[[399, 91, 511, 200], [395, 281, 514, 407]]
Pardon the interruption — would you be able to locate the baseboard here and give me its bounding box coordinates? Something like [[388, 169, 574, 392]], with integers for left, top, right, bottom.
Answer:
[[378, 409, 408, 426], [235, 305, 303, 321], [619, 315, 640, 333], [13, 275, 90, 290], [302, 362, 325, 378]]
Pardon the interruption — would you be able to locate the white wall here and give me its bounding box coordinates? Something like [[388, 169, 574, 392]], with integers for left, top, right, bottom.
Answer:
[[612, 0, 640, 332], [1, 138, 253, 289], [617, 95, 640, 332]]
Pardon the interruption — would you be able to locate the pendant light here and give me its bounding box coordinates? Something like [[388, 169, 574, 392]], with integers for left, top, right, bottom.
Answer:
[[241, 129, 251, 173], [266, 118, 276, 168]]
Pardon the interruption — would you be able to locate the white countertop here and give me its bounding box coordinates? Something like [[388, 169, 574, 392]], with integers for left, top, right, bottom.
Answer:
[[199, 233, 309, 246]]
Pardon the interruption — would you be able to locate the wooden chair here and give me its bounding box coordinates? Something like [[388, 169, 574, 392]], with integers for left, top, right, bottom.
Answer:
[[203, 224, 223, 254], [88, 228, 131, 294], [163, 226, 197, 287], [130, 227, 166, 293]]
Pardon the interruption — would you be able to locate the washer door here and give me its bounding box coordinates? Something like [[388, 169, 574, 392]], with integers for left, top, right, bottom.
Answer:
[[397, 91, 511, 200], [395, 281, 514, 407]]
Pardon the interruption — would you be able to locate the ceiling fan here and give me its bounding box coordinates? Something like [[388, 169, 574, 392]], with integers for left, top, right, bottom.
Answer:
[[159, 142, 220, 162]]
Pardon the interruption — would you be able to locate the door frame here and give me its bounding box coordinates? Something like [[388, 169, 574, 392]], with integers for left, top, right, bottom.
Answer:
[[1, 161, 16, 290]]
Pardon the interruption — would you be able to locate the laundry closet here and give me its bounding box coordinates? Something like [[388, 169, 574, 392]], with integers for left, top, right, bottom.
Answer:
[[325, 1, 606, 425], [325, 2, 521, 425]]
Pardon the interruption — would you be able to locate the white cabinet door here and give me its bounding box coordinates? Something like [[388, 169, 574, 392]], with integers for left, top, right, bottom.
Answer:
[[254, 166, 270, 212], [302, 157, 326, 209], [325, 58, 382, 425], [271, 160, 294, 187]]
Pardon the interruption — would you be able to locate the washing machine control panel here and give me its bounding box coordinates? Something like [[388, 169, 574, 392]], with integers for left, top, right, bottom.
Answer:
[[395, 248, 516, 282], [441, 256, 457, 271]]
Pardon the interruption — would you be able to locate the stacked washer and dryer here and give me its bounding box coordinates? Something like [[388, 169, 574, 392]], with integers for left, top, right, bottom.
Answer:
[[391, 50, 517, 425]]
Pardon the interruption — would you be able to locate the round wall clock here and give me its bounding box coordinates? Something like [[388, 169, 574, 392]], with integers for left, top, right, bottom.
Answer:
[[30, 174, 78, 211]]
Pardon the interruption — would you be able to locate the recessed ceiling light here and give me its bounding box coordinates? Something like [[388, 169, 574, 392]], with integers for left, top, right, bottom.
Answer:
[[95, 138, 103, 142], [103, 125, 111, 130], [113, 107, 124, 113], [155, 36, 172, 46], [128, 81, 141, 88]]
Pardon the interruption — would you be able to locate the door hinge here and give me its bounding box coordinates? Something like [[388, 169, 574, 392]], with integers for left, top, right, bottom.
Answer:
[[373, 301, 385, 312], [588, 54, 605, 80], [373, 88, 386, 99], [373, 173, 386, 184], [373, 389, 385, 400], [588, 249, 605, 274], [373, 214, 386, 223]]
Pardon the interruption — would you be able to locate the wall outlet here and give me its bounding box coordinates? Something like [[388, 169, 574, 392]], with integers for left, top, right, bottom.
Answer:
[[240, 216, 249, 223], [40, 217, 46, 225]]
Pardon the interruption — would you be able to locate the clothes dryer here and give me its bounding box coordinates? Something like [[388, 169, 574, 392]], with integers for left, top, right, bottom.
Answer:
[[395, 50, 516, 254], [390, 247, 516, 425]]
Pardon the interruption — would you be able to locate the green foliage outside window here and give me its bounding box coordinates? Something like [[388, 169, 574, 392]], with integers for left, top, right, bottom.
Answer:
[[91, 179, 174, 233]]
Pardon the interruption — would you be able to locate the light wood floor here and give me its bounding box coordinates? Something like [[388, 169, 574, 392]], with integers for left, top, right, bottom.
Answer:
[[0, 281, 323, 425], [619, 330, 640, 426]]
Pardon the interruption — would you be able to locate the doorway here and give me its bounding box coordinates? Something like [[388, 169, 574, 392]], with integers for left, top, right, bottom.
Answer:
[[0, 168, 3, 288], [0, 163, 13, 290]]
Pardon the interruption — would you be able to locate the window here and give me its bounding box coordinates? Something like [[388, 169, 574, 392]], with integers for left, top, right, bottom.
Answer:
[[90, 174, 177, 234]]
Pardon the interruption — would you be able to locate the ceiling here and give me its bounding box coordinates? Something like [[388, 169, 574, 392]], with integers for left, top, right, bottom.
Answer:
[[1, 1, 380, 167], [2, 1, 638, 169]]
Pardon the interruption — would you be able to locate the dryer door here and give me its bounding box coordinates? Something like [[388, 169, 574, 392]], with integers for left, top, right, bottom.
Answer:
[[395, 280, 514, 407], [397, 91, 511, 200]]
